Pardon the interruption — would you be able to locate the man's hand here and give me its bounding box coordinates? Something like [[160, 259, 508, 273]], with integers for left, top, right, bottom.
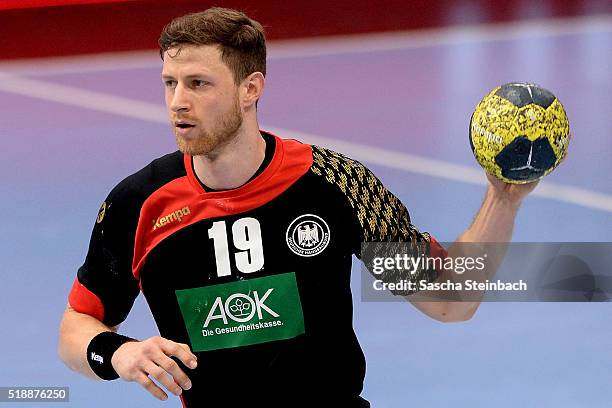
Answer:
[[111, 336, 197, 401], [485, 172, 539, 204]]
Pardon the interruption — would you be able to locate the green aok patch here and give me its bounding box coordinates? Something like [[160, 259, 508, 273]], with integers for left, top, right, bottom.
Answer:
[[176, 272, 305, 352]]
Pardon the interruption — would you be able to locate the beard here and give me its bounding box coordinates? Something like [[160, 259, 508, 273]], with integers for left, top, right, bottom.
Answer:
[[174, 98, 243, 156]]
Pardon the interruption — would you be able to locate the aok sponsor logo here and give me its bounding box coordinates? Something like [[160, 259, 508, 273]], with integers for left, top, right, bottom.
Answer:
[[176, 272, 305, 351], [152, 206, 191, 230], [202, 289, 282, 336]]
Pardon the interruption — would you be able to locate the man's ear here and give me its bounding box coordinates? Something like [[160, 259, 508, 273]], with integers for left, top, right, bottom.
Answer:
[[240, 72, 265, 109]]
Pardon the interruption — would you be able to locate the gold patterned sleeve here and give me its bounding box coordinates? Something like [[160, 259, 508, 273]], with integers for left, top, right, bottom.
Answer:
[[310, 145, 436, 256]]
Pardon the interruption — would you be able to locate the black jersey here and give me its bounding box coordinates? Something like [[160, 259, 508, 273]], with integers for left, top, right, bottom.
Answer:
[[69, 131, 440, 407]]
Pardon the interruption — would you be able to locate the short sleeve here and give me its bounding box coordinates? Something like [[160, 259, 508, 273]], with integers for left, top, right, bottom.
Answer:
[[68, 184, 141, 327], [310, 145, 447, 291]]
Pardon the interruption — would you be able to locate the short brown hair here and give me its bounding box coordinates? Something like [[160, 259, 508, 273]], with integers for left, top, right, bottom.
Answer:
[[159, 7, 266, 84]]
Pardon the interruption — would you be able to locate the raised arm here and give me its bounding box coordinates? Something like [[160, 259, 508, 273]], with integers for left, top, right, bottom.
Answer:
[[409, 173, 538, 322]]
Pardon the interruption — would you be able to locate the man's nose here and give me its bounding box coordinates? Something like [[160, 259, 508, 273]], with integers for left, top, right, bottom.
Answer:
[[170, 83, 190, 113]]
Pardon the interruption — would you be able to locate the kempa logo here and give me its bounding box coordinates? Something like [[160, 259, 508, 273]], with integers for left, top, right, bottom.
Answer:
[[471, 122, 503, 144], [152, 206, 191, 230], [286, 214, 330, 257], [90, 352, 103, 364]]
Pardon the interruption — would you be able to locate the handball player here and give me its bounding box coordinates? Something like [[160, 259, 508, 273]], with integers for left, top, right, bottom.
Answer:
[[59, 7, 537, 407]]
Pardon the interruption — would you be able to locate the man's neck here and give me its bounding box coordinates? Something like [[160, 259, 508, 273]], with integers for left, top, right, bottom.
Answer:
[[192, 125, 266, 191]]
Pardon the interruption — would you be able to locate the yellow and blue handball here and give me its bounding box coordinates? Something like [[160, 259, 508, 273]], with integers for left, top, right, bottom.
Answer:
[[469, 82, 570, 184]]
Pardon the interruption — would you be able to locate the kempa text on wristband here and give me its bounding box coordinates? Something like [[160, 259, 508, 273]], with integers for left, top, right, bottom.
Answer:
[[86, 331, 136, 380]]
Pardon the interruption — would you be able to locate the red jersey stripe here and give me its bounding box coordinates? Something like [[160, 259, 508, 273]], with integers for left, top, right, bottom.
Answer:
[[131, 135, 313, 280], [68, 278, 105, 322]]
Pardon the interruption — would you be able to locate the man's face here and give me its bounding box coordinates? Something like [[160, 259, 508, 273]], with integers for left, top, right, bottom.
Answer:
[[162, 45, 243, 156]]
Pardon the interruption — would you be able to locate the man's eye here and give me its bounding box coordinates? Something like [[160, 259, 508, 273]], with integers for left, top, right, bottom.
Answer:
[[193, 80, 208, 87], [164, 80, 176, 88]]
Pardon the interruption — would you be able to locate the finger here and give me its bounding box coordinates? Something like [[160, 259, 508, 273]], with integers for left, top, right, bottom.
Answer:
[[155, 354, 192, 391], [178, 342, 196, 358], [160, 340, 198, 369], [144, 361, 183, 397], [135, 372, 168, 401]]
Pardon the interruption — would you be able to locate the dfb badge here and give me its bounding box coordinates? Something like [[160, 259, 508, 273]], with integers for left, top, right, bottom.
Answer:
[[286, 214, 330, 257]]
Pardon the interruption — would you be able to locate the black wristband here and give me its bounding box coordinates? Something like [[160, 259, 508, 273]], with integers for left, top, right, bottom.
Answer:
[[87, 331, 136, 380]]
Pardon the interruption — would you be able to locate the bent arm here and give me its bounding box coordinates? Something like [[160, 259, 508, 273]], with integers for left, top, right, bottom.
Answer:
[[58, 303, 197, 400], [58, 304, 118, 379], [409, 174, 538, 322]]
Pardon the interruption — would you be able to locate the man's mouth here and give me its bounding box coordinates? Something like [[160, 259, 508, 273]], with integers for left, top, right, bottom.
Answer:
[[175, 121, 196, 135]]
